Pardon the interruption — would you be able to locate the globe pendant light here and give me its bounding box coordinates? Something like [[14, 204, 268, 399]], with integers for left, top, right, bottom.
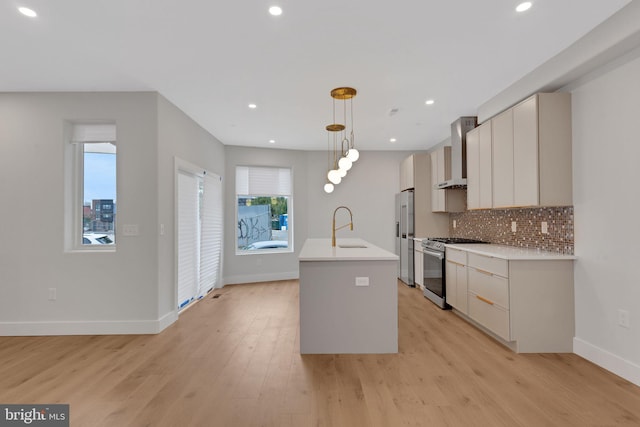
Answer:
[[323, 87, 358, 192]]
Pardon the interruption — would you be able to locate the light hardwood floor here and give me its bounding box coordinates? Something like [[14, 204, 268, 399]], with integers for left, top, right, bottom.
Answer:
[[1, 280, 639, 426]]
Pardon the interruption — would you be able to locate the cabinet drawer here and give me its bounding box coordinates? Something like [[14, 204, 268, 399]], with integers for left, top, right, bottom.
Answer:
[[446, 248, 467, 265], [468, 253, 508, 277], [468, 267, 509, 308], [469, 291, 510, 341]]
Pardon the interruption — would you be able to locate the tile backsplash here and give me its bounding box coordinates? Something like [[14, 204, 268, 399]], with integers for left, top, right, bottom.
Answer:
[[450, 206, 574, 254]]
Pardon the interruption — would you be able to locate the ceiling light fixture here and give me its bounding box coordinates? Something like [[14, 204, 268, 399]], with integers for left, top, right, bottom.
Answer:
[[425, 99, 435, 105], [324, 87, 358, 193], [248, 103, 257, 109], [269, 139, 275, 144], [18, 6, 37, 17], [269, 6, 283, 16], [390, 138, 397, 143], [516, 2, 532, 12]]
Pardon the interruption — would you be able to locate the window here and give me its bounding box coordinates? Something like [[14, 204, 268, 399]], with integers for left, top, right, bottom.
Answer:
[[65, 123, 117, 251], [236, 166, 292, 254]]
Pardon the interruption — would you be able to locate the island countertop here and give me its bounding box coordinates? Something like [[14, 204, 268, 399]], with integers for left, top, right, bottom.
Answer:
[[299, 238, 399, 262]]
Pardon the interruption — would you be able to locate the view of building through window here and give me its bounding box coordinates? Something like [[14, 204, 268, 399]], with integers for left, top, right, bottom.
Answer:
[[235, 165, 292, 253], [237, 196, 289, 250], [82, 144, 116, 245]]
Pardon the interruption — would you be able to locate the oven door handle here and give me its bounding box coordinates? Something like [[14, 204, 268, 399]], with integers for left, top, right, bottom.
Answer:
[[422, 249, 444, 260]]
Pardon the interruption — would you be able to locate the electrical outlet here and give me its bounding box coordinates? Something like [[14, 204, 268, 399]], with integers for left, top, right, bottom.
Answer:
[[541, 221, 549, 234], [48, 288, 56, 301], [453, 220, 457, 229], [123, 224, 139, 236], [511, 221, 517, 232], [618, 309, 630, 328], [160, 223, 165, 235], [355, 277, 369, 287]]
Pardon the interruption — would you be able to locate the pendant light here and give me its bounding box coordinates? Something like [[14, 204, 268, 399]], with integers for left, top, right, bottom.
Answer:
[[323, 87, 358, 193]]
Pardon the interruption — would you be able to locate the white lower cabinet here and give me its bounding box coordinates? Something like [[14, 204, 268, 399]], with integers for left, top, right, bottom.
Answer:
[[447, 246, 575, 353], [468, 266, 510, 341], [414, 246, 423, 288], [445, 248, 468, 314]]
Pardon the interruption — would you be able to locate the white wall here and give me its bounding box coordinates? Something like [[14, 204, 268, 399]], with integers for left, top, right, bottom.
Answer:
[[0, 92, 226, 335], [0, 92, 160, 335], [570, 51, 640, 385], [223, 146, 309, 284], [223, 147, 413, 284], [305, 150, 413, 253], [156, 94, 226, 322]]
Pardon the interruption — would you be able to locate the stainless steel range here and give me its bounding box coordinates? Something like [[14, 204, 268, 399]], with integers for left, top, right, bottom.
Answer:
[[421, 237, 486, 308]]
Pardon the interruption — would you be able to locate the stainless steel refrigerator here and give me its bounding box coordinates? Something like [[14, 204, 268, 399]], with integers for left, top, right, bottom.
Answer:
[[395, 190, 414, 286]]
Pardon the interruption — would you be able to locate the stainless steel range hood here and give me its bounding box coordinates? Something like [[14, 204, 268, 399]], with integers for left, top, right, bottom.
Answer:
[[436, 116, 477, 189]]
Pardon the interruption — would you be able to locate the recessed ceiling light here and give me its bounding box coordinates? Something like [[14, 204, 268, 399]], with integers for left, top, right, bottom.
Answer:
[[390, 138, 397, 143], [18, 7, 37, 17], [269, 6, 283, 16], [248, 104, 257, 109], [516, 2, 532, 12], [425, 99, 435, 105], [269, 139, 276, 144]]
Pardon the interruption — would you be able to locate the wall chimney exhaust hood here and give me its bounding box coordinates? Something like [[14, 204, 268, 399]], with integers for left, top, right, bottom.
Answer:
[[436, 117, 477, 189]]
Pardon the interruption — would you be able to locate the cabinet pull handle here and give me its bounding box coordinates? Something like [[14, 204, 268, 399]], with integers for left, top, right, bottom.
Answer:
[[475, 268, 493, 276], [447, 260, 464, 267], [476, 295, 495, 306]]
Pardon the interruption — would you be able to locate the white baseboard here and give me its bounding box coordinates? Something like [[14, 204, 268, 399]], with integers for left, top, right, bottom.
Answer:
[[223, 271, 298, 285], [0, 313, 178, 336], [574, 337, 640, 387]]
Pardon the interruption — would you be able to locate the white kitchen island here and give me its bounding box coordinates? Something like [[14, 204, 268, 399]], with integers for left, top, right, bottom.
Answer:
[[298, 238, 399, 354]]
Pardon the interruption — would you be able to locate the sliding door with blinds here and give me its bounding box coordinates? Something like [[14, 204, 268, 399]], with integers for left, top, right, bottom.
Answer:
[[199, 173, 223, 298], [177, 172, 200, 310], [177, 169, 222, 311]]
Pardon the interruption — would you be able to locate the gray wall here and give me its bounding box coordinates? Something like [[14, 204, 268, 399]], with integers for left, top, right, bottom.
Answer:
[[156, 94, 226, 321], [0, 92, 160, 334], [223, 147, 413, 284], [0, 92, 226, 335], [570, 48, 640, 384]]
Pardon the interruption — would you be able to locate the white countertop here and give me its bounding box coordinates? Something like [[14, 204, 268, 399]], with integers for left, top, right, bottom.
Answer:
[[445, 243, 576, 260], [299, 238, 399, 261]]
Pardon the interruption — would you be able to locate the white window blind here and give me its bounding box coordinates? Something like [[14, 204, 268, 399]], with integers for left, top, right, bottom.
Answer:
[[71, 124, 116, 142], [199, 173, 223, 298], [236, 166, 291, 195], [177, 172, 200, 310]]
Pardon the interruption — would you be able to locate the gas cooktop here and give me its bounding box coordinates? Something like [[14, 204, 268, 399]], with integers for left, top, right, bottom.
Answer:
[[422, 237, 487, 251], [427, 237, 487, 244]]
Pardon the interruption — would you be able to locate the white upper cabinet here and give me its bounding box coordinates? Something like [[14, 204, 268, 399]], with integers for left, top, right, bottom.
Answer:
[[400, 155, 414, 191], [491, 92, 572, 208], [430, 147, 465, 212], [467, 120, 493, 210], [491, 109, 515, 208]]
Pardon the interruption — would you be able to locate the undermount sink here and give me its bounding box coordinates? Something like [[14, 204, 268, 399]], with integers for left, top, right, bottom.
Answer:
[[337, 244, 368, 248]]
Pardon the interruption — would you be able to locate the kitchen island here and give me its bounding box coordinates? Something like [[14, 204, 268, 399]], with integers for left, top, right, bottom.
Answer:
[[298, 238, 399, 354]]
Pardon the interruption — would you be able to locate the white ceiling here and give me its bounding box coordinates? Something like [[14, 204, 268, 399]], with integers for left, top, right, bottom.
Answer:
[[1, 0, 631, 151]]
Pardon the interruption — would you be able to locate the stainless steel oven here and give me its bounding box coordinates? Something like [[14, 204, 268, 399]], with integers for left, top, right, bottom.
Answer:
[[422, 238, 487, 309]]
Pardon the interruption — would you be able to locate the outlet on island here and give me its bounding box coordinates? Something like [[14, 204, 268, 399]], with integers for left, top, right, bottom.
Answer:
[[511, 221, 517, 233], [355, 277, 369, 287]]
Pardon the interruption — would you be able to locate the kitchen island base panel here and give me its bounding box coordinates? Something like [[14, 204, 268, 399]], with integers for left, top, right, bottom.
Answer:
[[299, 259, 398, 354]]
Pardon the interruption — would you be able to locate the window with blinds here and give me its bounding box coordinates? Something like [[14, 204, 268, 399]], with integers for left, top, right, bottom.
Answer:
[[236, 166, 292, 254]]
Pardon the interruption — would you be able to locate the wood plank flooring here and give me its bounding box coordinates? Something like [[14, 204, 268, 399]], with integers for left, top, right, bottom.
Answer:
[[1, 280, 640, 426]]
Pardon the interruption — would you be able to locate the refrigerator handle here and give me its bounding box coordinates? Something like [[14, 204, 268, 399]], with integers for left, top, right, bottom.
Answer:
[[396, 222, 400, 237]]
